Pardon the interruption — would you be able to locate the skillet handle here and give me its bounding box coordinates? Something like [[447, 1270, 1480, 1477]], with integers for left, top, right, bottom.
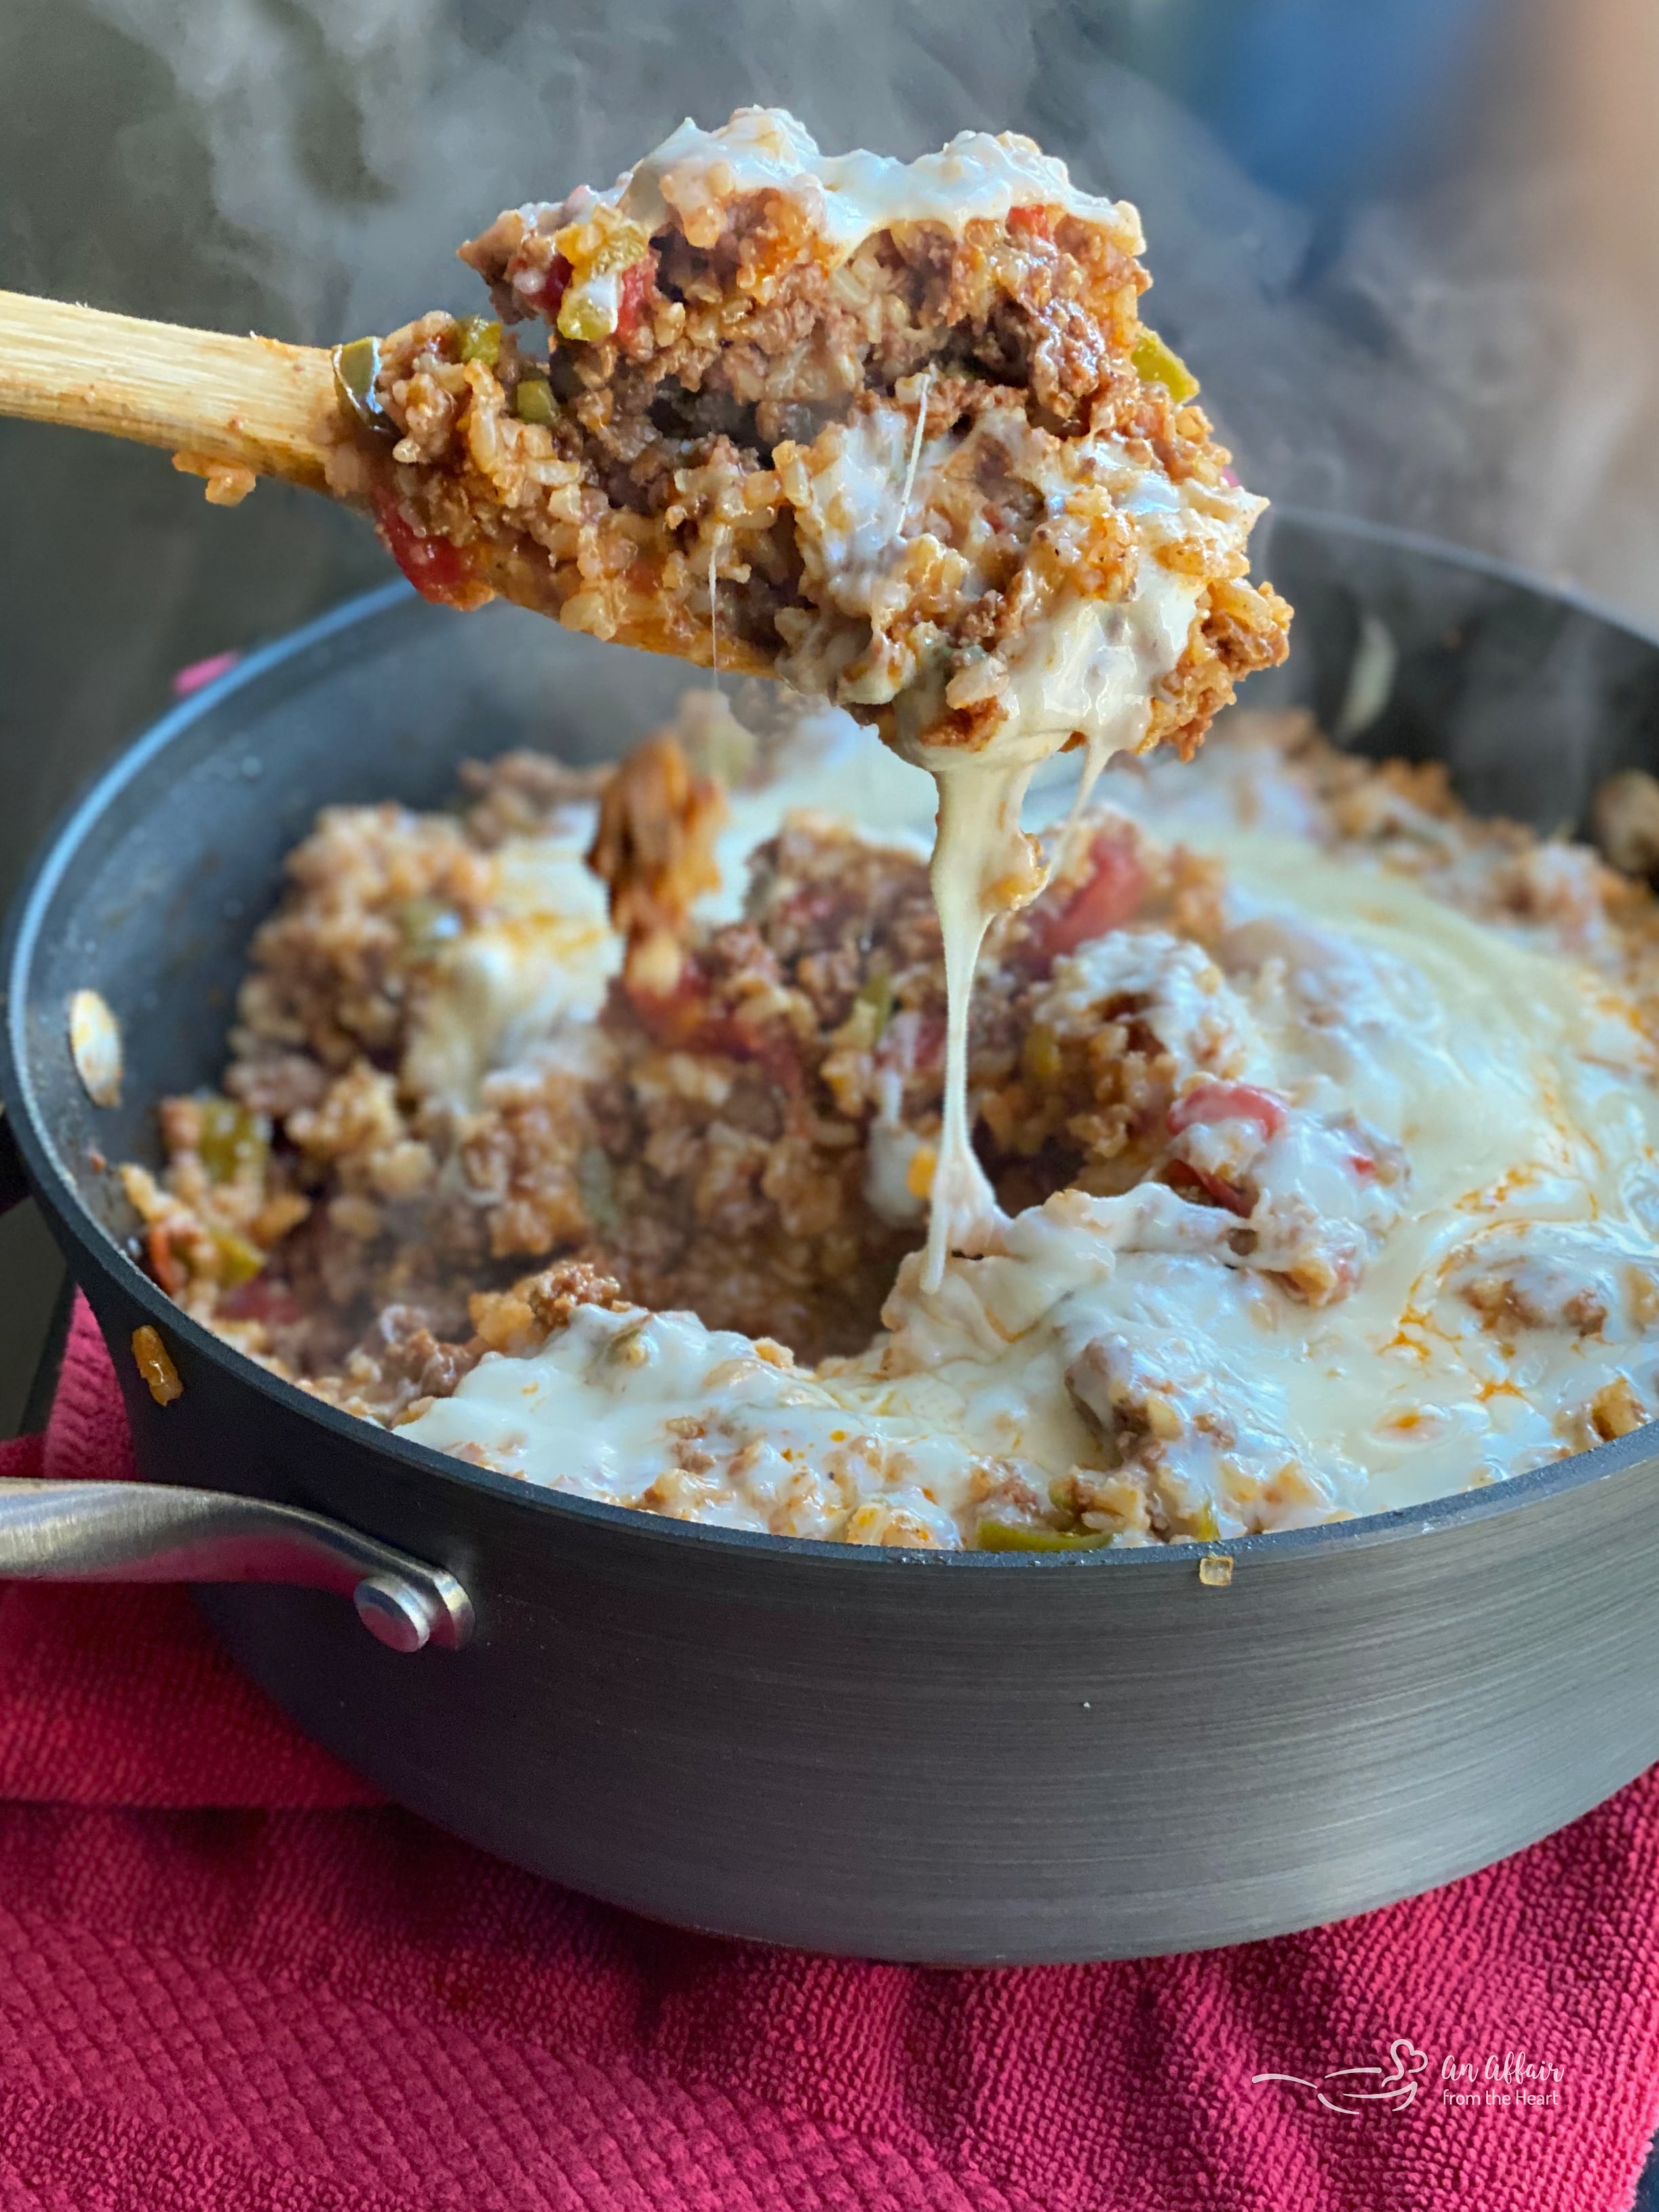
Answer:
[[0, 1477, 473, 1653]]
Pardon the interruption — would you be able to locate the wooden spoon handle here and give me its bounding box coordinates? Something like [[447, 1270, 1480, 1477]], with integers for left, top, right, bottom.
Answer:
[[0, 290, 338, 492], [0, 289, 777, 673]]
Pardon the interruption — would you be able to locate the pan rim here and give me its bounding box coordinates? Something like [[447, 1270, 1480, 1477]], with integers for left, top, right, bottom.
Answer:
[[7, 516, 1659, 1575]]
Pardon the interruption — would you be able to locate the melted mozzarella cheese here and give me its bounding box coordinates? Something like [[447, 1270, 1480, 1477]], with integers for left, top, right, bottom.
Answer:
[[399, 1304, 971, 1545], [881, 834, 1659, 1525], [914, 554, 1205, 1288], [771, 397, 1259, 1284], [705, 706, 936, 923], [402, 815, 1659, 1544], [609, 106, 1141, 260], [402, 831, 619, 1106]]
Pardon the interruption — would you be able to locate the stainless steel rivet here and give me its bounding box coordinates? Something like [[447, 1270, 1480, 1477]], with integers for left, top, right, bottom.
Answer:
[[354, 1573, 433, 1652]]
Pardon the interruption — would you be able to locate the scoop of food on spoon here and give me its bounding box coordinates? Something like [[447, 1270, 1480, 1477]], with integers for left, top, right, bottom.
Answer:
[[0, 106, 1291, 1287]]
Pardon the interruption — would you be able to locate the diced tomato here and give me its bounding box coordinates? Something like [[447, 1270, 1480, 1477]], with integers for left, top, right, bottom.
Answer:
[[1027, 827, 1148, 962], [715, 1018, 805, 1096], [372, 488, 475, 607], [517, 251, 573, 319], [613, 250, 659, 343], [913, 1009, 948, 1070], [679, 1009, 754, 1066], [1008, 204, 1054, 242], [1166, 1160, 1253, 1218], [1168, 1081, 1287, 1140], [626, 963, 804, 1093], [625, 959, 711, 1047], [221, 1277, 306, 1330], [516, 248, 654, 340], [1348, 1151, 1377, 1181], [147, 1222, 184, 1296]]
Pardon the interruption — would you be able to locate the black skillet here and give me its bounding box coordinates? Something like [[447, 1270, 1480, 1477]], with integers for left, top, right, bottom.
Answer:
[[1, 508, 1657, 1964]]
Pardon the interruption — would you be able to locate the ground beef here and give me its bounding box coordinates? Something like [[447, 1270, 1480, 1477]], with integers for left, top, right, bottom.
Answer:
[[319, 114, 1289, 769]]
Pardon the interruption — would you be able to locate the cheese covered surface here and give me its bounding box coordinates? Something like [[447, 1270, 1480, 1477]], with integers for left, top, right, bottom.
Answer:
[[400, 739, 1659, 1542], [126, 705, 1659, 1547]]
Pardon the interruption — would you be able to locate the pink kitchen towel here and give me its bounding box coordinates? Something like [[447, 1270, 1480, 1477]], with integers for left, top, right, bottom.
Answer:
[[0, 1294, 1654, 2212]]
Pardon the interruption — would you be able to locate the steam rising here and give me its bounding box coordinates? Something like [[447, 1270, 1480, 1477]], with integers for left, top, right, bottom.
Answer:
[[81, 0, 1651, 596]]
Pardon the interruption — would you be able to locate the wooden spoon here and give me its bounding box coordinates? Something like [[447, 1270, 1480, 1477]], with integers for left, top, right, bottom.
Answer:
[[0, 290, 334, 494], [0, 288, 773, 670]]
